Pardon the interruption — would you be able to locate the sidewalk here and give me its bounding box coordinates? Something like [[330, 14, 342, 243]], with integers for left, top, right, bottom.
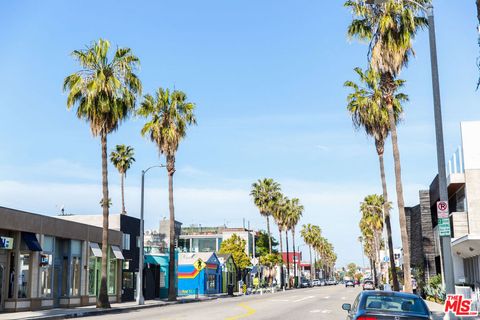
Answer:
[[0, 296, 226, 320], [425, 300, 445, 320]]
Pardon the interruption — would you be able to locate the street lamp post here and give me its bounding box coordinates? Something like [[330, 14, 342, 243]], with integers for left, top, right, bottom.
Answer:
[[366, 0, 455, 295], [136, 165, 166, 305]]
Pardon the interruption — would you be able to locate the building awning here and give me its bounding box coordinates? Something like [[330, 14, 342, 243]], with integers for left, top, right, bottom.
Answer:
[[452, 234, 480, 259], [22, 232, 42, 251], [111, 245, 124, 259], [89, 242, 102, 257], [145, 255, 163, 265]]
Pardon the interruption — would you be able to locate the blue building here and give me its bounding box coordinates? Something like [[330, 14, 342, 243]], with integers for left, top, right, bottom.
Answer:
[[178, 252, 221, 296], [144, 247, 177, 299]]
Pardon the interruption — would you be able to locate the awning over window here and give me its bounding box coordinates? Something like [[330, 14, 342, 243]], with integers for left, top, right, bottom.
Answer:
[[111, 245, 124, 260], [22, 232, 42, 251], [89, 242, 102, 257], [145, 255, 167, 265]]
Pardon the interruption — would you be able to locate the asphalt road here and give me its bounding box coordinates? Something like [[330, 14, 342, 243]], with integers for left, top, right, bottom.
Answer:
[[88, 285, 362, 320]]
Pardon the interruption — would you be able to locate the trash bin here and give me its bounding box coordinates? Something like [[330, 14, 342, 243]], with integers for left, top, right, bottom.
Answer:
[[227, 284, 234, 296]]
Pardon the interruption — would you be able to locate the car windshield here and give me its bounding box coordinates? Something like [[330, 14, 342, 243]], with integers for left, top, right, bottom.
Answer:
[[364, 295, 428, 314]]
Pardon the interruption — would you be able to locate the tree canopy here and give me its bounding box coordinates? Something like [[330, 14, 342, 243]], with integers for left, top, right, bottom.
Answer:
[[219, 234, 251, 270]]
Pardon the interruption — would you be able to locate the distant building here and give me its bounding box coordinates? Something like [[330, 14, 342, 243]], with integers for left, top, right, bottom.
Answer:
[[178, 225, 256, 257], [407, 121, 480, 289], [144, 230, 164, 249], [159, 218, 182, 248]]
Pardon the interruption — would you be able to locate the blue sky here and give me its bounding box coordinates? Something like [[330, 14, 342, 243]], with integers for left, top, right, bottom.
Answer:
[[0, 1, 479, 267]]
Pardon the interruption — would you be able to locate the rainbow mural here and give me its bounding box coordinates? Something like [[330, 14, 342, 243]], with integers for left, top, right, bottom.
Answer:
[[178, 267, 200, 279]]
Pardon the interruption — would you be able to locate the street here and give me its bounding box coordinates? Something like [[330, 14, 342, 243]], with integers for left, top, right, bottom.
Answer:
[[89, 286, 361, 320]]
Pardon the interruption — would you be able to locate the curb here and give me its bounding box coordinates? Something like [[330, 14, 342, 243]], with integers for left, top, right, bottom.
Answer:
[[21, 297, 220, 320]]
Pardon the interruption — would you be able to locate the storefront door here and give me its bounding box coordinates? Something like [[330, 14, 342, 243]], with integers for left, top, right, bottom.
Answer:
[[0, 264, 4, 311]]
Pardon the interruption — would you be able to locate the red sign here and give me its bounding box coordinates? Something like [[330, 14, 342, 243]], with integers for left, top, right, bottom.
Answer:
[[444, 294, 478, 317], [437, 201, 449, 219]]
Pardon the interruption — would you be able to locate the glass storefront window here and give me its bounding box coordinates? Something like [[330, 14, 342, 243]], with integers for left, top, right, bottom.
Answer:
[[39, 254, 53, 297], [71, 257, 81, 296], [43, 236, 54, 252], [18, 254, 30, 298], [61, 257, 68, 296], [108, 249, 117, 295], [122, 271, 133, 289], [71, 240, 81, 256], [88, 256, 98, 296]]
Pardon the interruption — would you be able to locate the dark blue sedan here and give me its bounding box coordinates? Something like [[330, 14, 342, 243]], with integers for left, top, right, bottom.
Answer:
[[342, 291, 432, 319]]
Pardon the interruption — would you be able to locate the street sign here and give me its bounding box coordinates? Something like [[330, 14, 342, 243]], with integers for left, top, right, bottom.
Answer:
[[0, 236, 13, 250], [437, 201, 449, 219], [438, 218, 451, 237], [194, 258, 206, 271], [383, 256, 390, 263]]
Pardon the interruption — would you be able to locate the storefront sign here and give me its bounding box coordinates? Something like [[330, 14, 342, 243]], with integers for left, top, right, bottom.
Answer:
[[40, 254, 50, 266], [438, 218, 451, 237], [0, 236, 13, 249]]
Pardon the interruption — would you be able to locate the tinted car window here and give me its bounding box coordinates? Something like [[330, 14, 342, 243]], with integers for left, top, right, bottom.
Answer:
[[364, 295, 428, 314], [352, 294, 361, 312]]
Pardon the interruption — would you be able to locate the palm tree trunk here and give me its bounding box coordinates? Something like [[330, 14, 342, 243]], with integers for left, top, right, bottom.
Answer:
[[371, 258, 377, 287], [121, 173, 126, 214], [377, 145, 400, 291], [98, 132, 110, 309], [382, 72, 412, 293], [266, 216, 272, 254], [292, 227, 297, 288], [278, 228, 284, 288], [285, 230, 290, 288], [374, 234, 381, 287], [309, 245, 313, 282], [167, 154, 177, 301]]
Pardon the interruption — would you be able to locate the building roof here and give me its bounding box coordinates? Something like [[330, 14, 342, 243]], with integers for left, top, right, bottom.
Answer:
[[217, 253, 232, 263], [178, 252, 219, 265], [0, 206, 122, 245]]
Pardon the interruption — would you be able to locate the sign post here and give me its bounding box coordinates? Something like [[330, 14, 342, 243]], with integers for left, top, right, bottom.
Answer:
[[437, 201, 451, 237]]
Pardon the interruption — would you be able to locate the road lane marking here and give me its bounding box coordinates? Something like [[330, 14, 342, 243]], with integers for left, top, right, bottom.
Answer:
[[310, 309, 331, 314], [225, 303, 256, 320], [293, 295, 315, 302], [324, 296, 330, 299], [341, 296, 346, 300]]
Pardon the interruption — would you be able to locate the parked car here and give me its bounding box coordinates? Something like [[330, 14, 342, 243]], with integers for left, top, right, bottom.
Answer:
[[345, 280, 355, 288], [362, 280, 375, 290], [300, 279, 311, 288], [312, 279, 321, 286], [319, 279, 326, 286], [342, 291, 432, 319]]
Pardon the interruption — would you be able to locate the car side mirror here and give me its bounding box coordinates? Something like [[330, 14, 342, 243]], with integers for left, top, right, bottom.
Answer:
[[342, 303, 351, 311]]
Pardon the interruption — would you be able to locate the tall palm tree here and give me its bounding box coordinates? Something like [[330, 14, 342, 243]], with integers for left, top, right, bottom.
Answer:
[[138, 87, 196, 301], [286, 198, 303, 287], [360, 194, 385, 287], [251, 178, 281, 254], [301, 224, 321, 281], [110, 144, 135, 214], [272, 194, 288, 288], [63, 39, 141, 308], [346, 0, 428, 293], [345, 66, 407, 291]]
